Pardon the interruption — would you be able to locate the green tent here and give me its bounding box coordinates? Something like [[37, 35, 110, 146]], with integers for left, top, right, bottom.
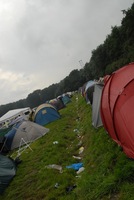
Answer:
[[0, 154, 16, 194]]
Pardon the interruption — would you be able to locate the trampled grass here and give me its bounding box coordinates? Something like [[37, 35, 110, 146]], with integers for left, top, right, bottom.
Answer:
[[0, 93, 134, 200]]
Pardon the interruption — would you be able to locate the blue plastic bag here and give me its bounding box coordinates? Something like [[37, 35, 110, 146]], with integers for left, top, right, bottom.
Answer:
[[66, 163, 83, 170]]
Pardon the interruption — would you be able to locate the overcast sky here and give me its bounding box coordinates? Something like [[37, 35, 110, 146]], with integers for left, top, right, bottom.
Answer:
[[0, 0, 133, 105]]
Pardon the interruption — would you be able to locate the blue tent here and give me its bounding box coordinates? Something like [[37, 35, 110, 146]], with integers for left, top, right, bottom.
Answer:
[[61, 95, 71, 105], [4, 122, 20, 151], [33, 103, 60, 126]]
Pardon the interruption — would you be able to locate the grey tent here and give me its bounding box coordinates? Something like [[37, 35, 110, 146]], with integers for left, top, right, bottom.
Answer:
[[4, 120, 49, 151], [0, 154, 16, 194], [92, 84, 103, 128]]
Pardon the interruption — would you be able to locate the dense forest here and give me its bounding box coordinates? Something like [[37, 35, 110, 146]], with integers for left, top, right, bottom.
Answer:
[[0, 3, 134, 117]]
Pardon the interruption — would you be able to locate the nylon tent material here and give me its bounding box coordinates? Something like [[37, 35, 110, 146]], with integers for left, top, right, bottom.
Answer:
[[86, 85, 95, 104], [49, 98, 65, 111], [84, 80, 96, 104], [0, 154, 16, 194], [81, 82, 87, 97], [4, 120, 49, 150], [0, 127, 11, 152], [61, 95, 71, 105], [92, 84, 103, 128], [33, 103, 60, 126], [101, 63, 134, 159], [85, 80, 95, 92]]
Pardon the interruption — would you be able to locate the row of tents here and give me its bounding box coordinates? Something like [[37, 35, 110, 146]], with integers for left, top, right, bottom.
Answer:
[[0, 94, 71, 128], [80, 79, 103, 128], [0, 93, 72, 153], [0, 93, 72, 194], [80, 62, 134, 160]]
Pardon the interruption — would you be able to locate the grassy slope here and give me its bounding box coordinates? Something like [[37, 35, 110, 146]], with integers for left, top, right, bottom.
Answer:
[[1, 94, 134, 200]]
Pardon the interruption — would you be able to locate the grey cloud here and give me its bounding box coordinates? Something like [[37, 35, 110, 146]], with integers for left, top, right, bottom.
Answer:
[[0, 0, 133, 104]]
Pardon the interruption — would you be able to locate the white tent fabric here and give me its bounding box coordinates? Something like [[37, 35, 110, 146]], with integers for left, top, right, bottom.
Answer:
[[92, 84, 103, 128], [0, 108, 31, 122]]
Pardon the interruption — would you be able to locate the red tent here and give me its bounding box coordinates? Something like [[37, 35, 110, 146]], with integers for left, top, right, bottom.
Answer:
[[101, 63, 134, 159]]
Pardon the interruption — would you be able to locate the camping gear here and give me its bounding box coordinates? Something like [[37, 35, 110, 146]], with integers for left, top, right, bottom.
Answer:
[[81, 82, 87, 97], [0, 154, 16, 194], [61, 95, 71, 105], [49, 98, 65, 110], [85, 80, 96, 104], [101, 62, 134, 159], [92, 83, 103, 128], [0, 107, 31, 128], [0, 127, 11, 152], [3, 120, 49, 151], [33, 103, 60, 126]]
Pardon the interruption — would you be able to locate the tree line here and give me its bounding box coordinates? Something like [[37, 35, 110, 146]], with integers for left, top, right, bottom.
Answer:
[[0, 3, 134, 117]]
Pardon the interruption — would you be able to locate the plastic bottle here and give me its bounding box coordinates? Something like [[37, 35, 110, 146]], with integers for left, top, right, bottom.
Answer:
[[76, 167, 85, 174]]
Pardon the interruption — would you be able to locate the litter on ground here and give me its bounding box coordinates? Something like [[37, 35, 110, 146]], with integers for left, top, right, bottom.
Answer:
[[45, 164, 63, 173]]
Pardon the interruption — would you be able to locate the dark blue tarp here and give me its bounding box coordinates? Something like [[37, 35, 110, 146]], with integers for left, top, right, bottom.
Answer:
[[4, 122, 21, 150], [0, 154, 16, 194]]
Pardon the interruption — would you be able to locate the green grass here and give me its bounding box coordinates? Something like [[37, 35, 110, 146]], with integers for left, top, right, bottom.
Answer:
[[1, 94, 134, 200]]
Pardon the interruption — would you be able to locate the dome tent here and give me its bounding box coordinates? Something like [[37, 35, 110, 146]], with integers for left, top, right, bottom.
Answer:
[[61, 94, 71, 105], [33, 103, 60, 126], [3, 120, 49, 151], [101, 63, 134, 159], [49, 98, 65, 111]]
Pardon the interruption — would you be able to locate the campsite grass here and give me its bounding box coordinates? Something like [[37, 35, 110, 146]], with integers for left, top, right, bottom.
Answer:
[[1, 93, 134, 200]]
